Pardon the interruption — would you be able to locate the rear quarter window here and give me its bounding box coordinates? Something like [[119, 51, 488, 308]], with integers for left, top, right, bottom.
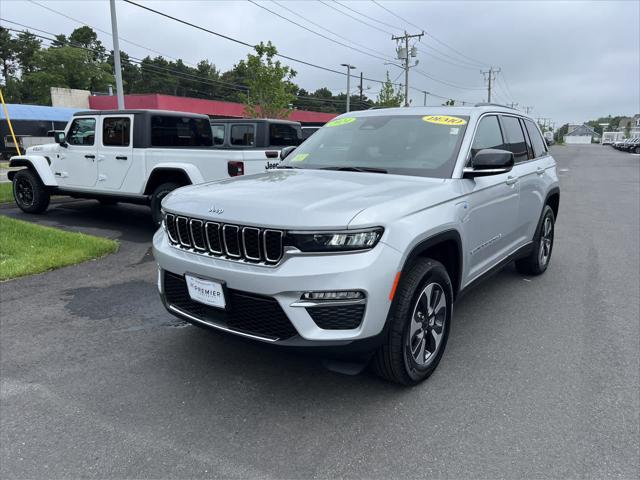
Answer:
[[151, 116, 213, 147], [524, 119, 548, 158], [269, 123, 301, 146], [230, 125, 255, 146], [501, 115, 529, 163]]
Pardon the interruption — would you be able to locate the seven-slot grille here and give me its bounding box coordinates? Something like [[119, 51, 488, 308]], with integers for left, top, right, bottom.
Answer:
[[164, 213, 284, 264]]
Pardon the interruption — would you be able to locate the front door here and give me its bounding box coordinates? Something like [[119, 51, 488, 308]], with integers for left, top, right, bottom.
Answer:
[[98, 115, 134, 190], [462, 114, 520, 284], [56, 116, 98, 187]]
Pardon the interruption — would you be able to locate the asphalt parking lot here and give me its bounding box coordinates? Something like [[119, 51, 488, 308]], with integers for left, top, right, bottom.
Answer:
[[1, 145, 638, 479]]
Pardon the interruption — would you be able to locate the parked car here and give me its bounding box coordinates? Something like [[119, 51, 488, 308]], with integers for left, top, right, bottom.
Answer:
[[620, 137, 640, 153], [8, 110, 284, 224], [153, 105, 560, 385]]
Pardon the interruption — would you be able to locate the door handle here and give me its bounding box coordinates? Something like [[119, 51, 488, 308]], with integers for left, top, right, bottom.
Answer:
[[84, 154, 95, 159], [536, 167, 545, 175], [115, 155, 128, 160], [506, 176, 518, 185]]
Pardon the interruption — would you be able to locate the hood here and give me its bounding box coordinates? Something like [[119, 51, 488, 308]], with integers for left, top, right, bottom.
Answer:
[[162, 169, 454, 230], [26, 143, 59, 154]]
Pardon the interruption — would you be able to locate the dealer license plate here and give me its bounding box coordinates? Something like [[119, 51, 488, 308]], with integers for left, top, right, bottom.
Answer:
[[185, 275, 226, 309]]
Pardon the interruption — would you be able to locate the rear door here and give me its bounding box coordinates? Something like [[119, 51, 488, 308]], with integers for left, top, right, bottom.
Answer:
[[463, 114, 521, 282], [57, 116, 98, 187], [98, 114, 134, 190]]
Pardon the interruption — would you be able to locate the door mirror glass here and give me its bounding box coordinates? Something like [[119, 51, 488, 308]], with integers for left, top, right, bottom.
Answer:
[[54, 131, 67, 146], [280, 145, 296, 160], [464, 149, 514, 178]]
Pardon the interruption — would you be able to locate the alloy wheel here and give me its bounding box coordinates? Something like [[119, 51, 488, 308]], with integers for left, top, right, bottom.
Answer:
[[406, 282, 447, 367], [15, 177, 34, 207], [539, 216, 553, 267]]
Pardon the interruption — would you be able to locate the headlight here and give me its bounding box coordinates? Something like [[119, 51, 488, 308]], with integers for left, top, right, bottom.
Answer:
[[286, 228, 383, 252]]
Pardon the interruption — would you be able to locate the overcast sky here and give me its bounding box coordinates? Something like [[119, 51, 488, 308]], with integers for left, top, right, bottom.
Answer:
[[2, 0, 639, 125]]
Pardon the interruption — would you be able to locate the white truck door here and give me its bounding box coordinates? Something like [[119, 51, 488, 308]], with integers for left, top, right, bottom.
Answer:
[[57, 116, 98, 187], [97, 114, 134, 190]]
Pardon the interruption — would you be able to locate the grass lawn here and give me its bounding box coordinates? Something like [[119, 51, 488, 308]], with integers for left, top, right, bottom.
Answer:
[[0, 216, 118, 281], [0, 182, 13, 203]]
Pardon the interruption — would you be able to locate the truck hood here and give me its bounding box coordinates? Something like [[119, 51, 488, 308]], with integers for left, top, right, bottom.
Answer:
[[26, 143, 58, 154], [162, 169, 455, 229]]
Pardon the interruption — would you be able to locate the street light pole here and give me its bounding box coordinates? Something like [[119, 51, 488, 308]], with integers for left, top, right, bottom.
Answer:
[[341, 63, 356, 112], [109, 0, 125, 109]]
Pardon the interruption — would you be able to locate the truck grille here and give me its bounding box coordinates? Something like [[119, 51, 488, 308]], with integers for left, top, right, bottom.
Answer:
[[164, 213, 284, 264], [163, 271, 298, 341]]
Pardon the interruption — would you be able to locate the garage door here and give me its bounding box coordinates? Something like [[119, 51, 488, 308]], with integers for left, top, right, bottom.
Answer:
[[565, 136, 591, 144]]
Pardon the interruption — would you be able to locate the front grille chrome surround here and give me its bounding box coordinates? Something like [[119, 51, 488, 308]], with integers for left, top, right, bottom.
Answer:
[[164, 212, 284, 265]]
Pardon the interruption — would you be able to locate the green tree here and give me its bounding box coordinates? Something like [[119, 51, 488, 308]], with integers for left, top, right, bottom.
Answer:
[[69, 26, 106, 61], [0, 27, 17, 85], [376, 72, 403, 108], [237, 42, 296, 119], [13, 31, 41, 75], [442, 99, 455, 106]]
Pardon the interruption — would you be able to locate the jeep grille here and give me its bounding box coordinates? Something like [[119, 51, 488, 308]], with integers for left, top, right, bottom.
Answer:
[[164, 213, 284, 265]]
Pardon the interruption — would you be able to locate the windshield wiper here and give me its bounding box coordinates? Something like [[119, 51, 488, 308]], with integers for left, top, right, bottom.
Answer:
[[319, 166, 388, 174]]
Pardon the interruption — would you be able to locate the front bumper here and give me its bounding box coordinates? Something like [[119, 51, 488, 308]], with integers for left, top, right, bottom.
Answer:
[[153, 228, 402, 348]]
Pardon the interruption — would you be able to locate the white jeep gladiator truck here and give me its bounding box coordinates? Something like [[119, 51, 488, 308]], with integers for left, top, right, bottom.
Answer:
[[8, 109, 295, 224]]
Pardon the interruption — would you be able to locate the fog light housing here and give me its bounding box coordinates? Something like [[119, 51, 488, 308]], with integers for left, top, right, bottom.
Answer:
[[302, 291, 364, 301]]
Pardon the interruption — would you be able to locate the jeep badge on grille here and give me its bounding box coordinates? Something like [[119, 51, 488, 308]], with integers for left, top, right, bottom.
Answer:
[[208, 206, 224, 215]]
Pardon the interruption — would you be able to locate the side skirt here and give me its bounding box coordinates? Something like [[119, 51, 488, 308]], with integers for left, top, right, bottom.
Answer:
[[51, 188, 151, 206]]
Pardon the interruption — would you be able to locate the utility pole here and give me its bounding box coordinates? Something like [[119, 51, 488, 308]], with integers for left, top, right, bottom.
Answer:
[[481, 67, 500, 103], [523, 106, 533, 114], [340, 63, 356, 112], [358, 72, 363, 103], [109, 0, 125, 109], [421, 90, 429, 106], [507, 102, 519, 109], [392, 31, 424, 107]]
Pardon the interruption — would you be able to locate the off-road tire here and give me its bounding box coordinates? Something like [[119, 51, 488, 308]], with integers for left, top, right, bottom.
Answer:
[[372, 258, 453, 386], [151, 182, 181, 226], [12, 169, 50, 214], [515, 205, 555, 276]]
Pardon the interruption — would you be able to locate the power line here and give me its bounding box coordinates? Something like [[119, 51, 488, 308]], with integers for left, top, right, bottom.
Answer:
[[334, 0, 402, 32], [414, 68, 486, 91], [370, 0, 489, 68], [317, 0, 392, 36], [247, 0, 390, 62]]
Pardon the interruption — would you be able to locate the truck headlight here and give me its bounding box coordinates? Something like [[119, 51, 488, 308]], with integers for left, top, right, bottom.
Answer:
[[286, 228, 383, 252]]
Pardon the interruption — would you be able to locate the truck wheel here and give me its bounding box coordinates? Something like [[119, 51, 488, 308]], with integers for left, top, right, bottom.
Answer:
[[372, 258, 453, 385], [634, 146, 640, 154], [13, 169, 50, 214], [515, 205, 555, 276], [151, 182, 180, 226]]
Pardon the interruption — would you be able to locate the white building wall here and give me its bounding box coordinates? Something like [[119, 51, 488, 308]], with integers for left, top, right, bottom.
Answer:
[[565, 135, 592, 144], [50, 87, 90, 109]]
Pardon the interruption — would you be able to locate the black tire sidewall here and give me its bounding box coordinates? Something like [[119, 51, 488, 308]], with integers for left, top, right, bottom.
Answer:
[[534, 206, 555, 273], [13, 170, 49, 213], [151, 182, 180, 225], [401, 263, 453, 382]]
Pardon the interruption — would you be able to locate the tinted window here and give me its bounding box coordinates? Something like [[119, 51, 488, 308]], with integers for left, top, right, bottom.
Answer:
[[281, 115, 469, 179], [211, 124, 225, 145], [67, 118, 96, 146], [501, 116, 528, 163], [471, 115, 504, 157], [230, 125, 255, 146], [151, 116, 213, 147], [524, 119, 548, 158], [520, 119, 534, 159], [269, 123, 301, 146], [102, 117, 130, 147]]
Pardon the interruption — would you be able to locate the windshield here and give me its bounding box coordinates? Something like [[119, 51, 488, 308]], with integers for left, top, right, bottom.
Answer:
[[281, 114, 469, 178]]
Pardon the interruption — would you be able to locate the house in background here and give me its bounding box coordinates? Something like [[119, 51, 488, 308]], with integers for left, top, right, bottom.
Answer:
[[564, 124, 599, 144], [617, 114, 640, 137]]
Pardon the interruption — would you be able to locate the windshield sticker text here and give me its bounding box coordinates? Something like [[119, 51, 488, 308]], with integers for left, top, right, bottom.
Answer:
[[422, 115, 467, 126], [291, 153, 309, 162], [326, 117, 356, 127]]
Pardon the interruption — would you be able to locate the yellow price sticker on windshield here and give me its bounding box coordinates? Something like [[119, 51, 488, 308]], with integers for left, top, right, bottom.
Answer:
[[326, 117, 356, 127], [291, 153, 309, 162], [422, 115, 467, 126]]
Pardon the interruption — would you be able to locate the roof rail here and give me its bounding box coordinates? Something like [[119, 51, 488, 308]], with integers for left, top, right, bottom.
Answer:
[[474, 102, 517, 110]]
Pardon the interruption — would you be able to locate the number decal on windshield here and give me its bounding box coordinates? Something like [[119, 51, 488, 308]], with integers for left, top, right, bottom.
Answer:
[[422, 115, 467, 126]]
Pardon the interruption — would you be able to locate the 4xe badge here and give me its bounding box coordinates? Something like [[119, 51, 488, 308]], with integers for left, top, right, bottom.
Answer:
[[208, 206, 224, 215]]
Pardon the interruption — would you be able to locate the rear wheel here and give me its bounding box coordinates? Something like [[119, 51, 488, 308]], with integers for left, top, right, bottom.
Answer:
[[515, 205, 555, 275], [150, 182, 181, 226], [372, 258, 453, 385], [13, 169, 50, 214], [634, 146, 640, 154]]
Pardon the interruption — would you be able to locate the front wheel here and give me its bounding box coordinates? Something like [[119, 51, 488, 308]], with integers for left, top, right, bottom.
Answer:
[[515, 205, 555, 275], [13, 169, 50, 214], [150, 182, 181, 226], [372, 258, 453, 385]]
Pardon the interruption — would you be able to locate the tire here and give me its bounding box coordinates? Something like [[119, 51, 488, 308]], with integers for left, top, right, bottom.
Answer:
[[150, 182, 181, 226], [634, 146, 640, 154], [12, 169, 50, 214], [372, 258, 453, 385], [515, 205, 555, 276]]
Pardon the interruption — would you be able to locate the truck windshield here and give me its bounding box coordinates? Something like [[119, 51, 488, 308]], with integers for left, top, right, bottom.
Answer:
[[282, 114, 469, 178]]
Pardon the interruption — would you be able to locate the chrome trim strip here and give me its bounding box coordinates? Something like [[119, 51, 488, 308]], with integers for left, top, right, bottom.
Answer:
[[167, 305, 278, 342], [189, 219, 206, 251], [263, 229, 283, 263], [165, 213, 178, 244], [242, 226, 262, 261], [204, 221, 223, 254], [463, 167, 511, 175], [290, 299, 367, 308], [176, 216, 191, 247], [222, 224, 241, 258]]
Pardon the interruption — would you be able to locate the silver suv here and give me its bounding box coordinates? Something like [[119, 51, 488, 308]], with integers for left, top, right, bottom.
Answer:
[[153, 105, 559, 385]]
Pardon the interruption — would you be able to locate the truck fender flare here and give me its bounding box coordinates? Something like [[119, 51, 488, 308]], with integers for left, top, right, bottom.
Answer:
[[8, 156, 58, 186], [143, 163, 204, 194]]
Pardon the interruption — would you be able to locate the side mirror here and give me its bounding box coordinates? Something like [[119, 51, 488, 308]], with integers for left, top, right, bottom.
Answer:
[[463, 149, 514, 178], [54, 131, 67, 147], [280, 145, 296, 160]]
